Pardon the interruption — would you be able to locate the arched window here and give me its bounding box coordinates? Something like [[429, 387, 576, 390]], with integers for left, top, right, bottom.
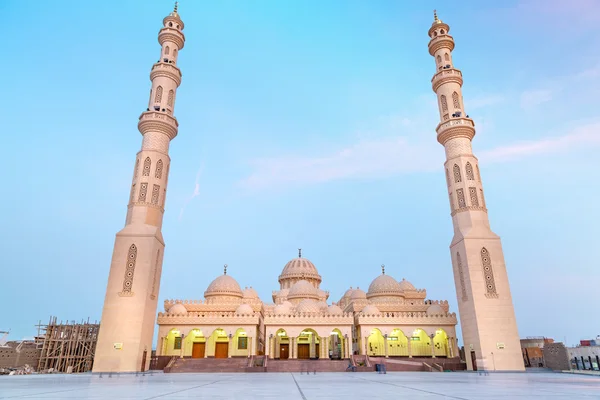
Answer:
[[457, 253, 467, 301], [155, 86, 163, 103], [453, 164, 461, 183], [173, 49, 177, 57], [167, 90, 174, 107], [121, 244, 137, 294], [441, 95, 448, 112], [444, 53, 449, 61], [456, 189, 466, 208], [168, 22, 173, 27], [440, 29, 445, 34], [155, 159, 163, 179], [481, 248, 497, 296], [445, 168, 450, 187], [469, 187, 479, 207], [151, 184, 160, 205], [452, 91, 460, 109], [465, 162, 474, 180], [165, 46, 170, 55], [142, 157, 151, 176], [437, 55, 441, 64], [138, 182, 148, 202]]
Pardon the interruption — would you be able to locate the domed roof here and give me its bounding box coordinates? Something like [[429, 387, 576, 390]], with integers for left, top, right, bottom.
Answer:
[[367, 274, 403, 297], [328, 304, 344, 315], [296, 299, 321, 314], [398, 279, 416, 291], [361, 304, 380, 314], [288, 280, 319, 300], [342, 288, 354, 298], [243, 287, 259, 299], [350, 288, 367, 300], [235, 304, 254, 315], [317, 301, 329, 311], [274, 301, 292, 315], [279, 253, 321, 283], [204, 272, 243, 298], [426, 304, 444, 316], [168, 303, 187, 315]]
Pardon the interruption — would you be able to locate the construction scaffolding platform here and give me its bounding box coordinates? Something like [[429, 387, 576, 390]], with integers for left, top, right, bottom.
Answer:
[[37, 316, 99, 373]]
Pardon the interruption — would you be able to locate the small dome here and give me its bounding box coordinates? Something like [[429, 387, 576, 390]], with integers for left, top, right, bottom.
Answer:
[[296, 299, 321, 314], [274, 301, 292, 315], [235, 304, 254, 315], [204, 274, 243, 298], [279, 256, 321, 283], [350, 288, 367, 300], [398, 279, 416, 291], [361, 304, 380, 314], [243, 287, 259, 299], [367, 274, 403, 297], [288, 280, 319, 300], [317, 301, 329, 311], [342, 288, 354, 298], [427, 304, 444, 316], [328, 304, 343, 315], [168, 303, 187, 315]]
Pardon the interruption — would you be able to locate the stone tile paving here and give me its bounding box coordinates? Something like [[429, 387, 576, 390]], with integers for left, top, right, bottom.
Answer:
[[0, 372, 599, 399]]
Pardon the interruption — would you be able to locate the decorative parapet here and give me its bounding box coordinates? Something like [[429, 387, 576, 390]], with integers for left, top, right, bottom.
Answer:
[[436, 117, 475, 145], [428, 34, 455, 55], [431, 68, 463, 92], [150, 62, 182, 87], [356, 311, 458, 325], [157, 311, 260, 325], [138, 111, 179, 140], [158, 27, 185, 49], [264, 313, 354, 325]]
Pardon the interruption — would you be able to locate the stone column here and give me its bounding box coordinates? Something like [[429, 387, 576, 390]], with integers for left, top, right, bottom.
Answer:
[[430, 336, 436, 358], [310, 334, 316, 358], [384, 335, 389, 358], [275, 336, 280, 359], [180, 335, 185, 358], [448, 337, 453, 358], [408, 339, 412, 358], [228, 337, 233, 358], [324, 336, 329, 359], [365, 336, 369, 356], [292, 337, 297, 359], [249, 336, 254, 356]]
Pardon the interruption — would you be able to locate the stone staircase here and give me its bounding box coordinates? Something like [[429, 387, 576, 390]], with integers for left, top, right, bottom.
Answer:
[[266, 359, 351, 372], [165, 357, 249, 373]]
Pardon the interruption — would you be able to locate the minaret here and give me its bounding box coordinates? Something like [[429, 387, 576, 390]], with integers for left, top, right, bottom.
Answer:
[[427, 11, 524, 371], [93, 4, 185, 373]]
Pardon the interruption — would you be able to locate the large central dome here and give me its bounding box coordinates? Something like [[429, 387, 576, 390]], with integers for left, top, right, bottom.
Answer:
[[278, 251, 322, 289]]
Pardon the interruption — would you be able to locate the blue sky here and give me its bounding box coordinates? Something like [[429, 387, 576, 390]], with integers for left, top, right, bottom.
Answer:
[[1, 0, 599, 347]]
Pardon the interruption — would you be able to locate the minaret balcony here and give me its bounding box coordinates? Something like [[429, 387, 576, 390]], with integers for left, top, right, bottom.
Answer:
[[431, 68, 463, 92], [428, 34, 455, 55], [138, 111, 179, 140], [150, 62, 182, 86], [436, 117, 475, 145], [158, 27, 185, 49]]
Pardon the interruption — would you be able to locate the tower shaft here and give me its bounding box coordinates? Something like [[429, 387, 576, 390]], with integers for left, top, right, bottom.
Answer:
[[427, 14, 524, 371], [93, 7, 185, 373]]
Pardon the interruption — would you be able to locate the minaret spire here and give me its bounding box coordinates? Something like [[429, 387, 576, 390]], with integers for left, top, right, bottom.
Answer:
[[224, 264, 228, 275], [298, 248, 302, 258], [427, 15, 523, 372], [93, 6, 186, 373], [381, 264, 385, 275]]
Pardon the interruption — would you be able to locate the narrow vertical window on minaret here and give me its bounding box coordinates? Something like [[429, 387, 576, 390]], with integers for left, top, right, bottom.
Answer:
[[151, 184, 160, 205], [441, 95, 448, 112], [143, 157, 151, 176], [465, 162, 474, 180], [167, 90, 174, 107], [456, 189, 466, 208], [155, 159, 163, 179], [481, 248, 498, 297], [453, 164, 461, 183], [456, 253, 468, 301], [121, 244, 137, 295], [155, 86, 163, 103], [165, 46, 170, 55], [452, 92, 460, 109], [469, 187, 479, 207], [138, 183, 148, 202], [437, 55, 441, 64], [444, 53, 449, 61]]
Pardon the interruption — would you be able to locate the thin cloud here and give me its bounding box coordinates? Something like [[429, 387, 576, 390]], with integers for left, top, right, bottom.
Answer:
[[520, 89, 553, 110], [179, 163, 204, 220], [468, 95, 504, 110]]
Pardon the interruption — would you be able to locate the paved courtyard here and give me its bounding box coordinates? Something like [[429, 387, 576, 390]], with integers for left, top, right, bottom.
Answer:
[[1, 372, 599, 399]]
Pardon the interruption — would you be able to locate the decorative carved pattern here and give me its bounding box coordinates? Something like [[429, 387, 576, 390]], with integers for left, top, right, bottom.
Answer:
[[452, 91, 460, 109], [167, 90, 174, 107], [469, 187, 479, 207], [441, 95, 448, 112], [481, 247, 498, 297], [138, 182, 148, 202], [453, 164, 461, 183], [357, 312, 458, 325], [120, 244, 137, 295], [151, 184, 160, 205], [142, 132, 171, 153], [456, 189, 466, 208], [443, 113, 449, 121], [451, 205, 487, 216], [134, 158, 139, 178], [456, 253, 467, 301], [445, 169, 450, 187], [155, 159, 163, 179], [465, 162, 474, 180], [143, 157, 151, 176], [155, 86, 163, 103]]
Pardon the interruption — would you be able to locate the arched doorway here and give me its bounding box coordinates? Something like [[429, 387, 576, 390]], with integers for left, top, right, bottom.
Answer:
[[329, 329, 343, 359], [275, 329, 289, 359], [209, 328, 229, 358], [433, 329, 450, 357], [388, 328, 409, 357], [164, 328, 182, 356], [233, 328, 249, 357], [185, 328, 206, 358], [367, 328, 385, 356], [297, 329, 320, 359], [410, 328, 432, 357]]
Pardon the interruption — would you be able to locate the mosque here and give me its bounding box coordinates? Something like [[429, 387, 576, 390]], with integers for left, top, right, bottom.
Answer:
[[92, 4, 525, 373]]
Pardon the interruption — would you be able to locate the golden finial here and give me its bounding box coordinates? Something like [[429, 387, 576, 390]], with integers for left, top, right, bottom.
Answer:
[[381, 264, 385, 275], [224, 264, 227, 275], [434, 9, 438, 21], [174, 1, 178, 13]]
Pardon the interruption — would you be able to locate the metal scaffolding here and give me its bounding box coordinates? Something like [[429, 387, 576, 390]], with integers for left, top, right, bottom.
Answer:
[[37, 316, 99, 373]]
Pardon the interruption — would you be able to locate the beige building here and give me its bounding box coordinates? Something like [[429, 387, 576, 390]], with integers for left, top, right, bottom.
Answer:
[[157, 255, 458, 361], [93, 6, 524, 372]]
